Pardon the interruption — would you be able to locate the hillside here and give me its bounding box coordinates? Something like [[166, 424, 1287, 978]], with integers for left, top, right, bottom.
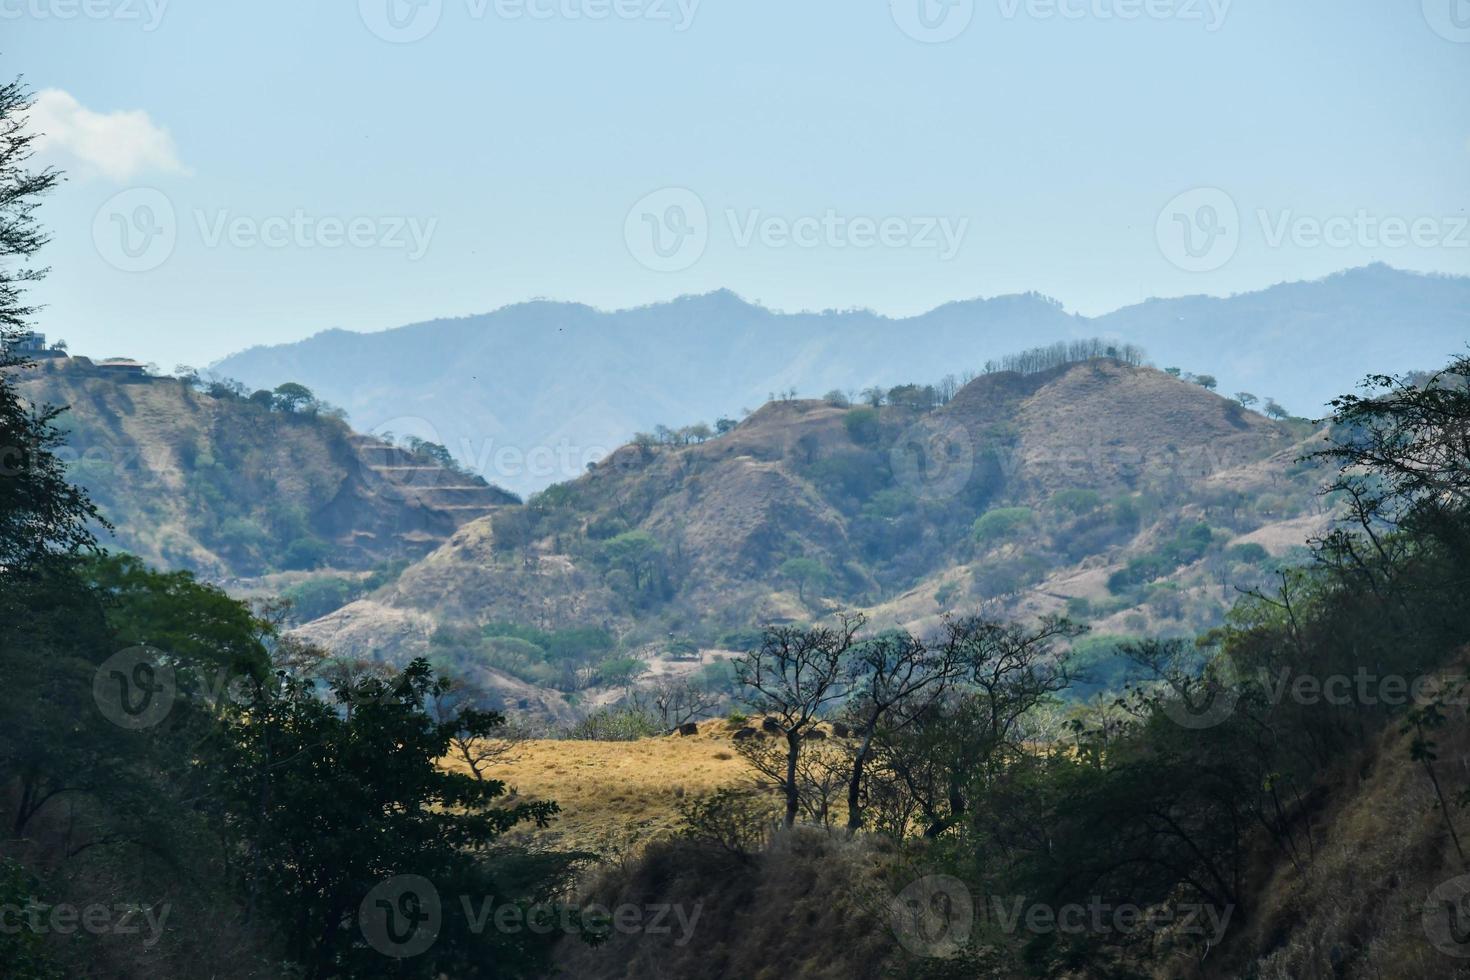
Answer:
[[293, 357, 1333, 713], [9, 356, 517, 579], [212, 265, 1470, 496]]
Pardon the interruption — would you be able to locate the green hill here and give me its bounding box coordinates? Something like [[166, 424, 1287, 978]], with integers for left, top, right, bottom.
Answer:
[[10, 356, 519, 580]]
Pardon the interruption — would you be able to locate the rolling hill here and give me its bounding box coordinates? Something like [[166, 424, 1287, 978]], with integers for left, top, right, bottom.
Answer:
[[290, 356, 1335, 715]]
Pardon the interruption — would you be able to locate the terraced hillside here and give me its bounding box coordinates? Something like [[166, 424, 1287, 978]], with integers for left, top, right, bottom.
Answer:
[[9, 356, 517, 579]]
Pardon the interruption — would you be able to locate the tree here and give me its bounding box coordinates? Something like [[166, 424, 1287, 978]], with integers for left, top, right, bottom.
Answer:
[[1234, 392, 1258, 408], [737, 616, 862, 827], [1165, 367, 1182, 377], [271, 381, 316, 413], [0, 79, 55, 340], [867, 617, 1080, 839], [632, 676, 720, 729], [1195, 374, 1218, 391], [219, 658, 569, 978], [715, 417, 738, 435], [0, 78, 104, 574], [602, 530, 660, 592], [841, 625, 964, 834], [430, 679, 532, 781], [778, 556, 832, 603], [1264, 398, 1289, 420], [1312, 355, 1470, 538]]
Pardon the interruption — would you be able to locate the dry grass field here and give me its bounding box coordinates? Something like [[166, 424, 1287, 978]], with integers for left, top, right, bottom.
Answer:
[[444, 721, 759, 856]]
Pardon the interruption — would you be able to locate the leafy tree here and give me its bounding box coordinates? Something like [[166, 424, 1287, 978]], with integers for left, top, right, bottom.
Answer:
[[1264, 397, 1289, 420], [1234, 391, 1258, 408], [218, 658, 570, 978], [714, 417, 738, 435], [601, 530, 660, 592], [271, 381, 316, 413], [1195, 374, 1218, 391], [0, 80, 104, 574], [778, 556, 832, 603]]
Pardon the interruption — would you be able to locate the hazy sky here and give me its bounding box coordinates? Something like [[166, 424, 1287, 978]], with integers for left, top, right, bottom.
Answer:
[[10, 0, 1470, 368]]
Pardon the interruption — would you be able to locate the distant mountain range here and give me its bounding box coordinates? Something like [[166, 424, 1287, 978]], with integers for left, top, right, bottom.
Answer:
[[213, 264, 1470, 496]]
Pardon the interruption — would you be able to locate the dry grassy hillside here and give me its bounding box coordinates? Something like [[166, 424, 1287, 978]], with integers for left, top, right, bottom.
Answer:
[[294, 358, 1332, 720]]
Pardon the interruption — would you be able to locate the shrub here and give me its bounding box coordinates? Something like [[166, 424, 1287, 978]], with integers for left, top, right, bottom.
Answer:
[[282, 535, 331, 570], [843, 407, 881, 446], [973, 507, 1035, 545], [1226, 542, 1270, 564], [1049, 489, 1101, 515], [568, 705, 662, 742], [676, 787, 777, 858]]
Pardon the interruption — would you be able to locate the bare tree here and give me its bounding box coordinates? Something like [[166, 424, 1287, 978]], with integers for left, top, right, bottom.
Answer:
[[429, 679, 532, 781], [734, 733, 846, 828], [842, 627, 964, 834], [630, 676, 721, 729], [867, 616, 1080, 839], [736, 615, 862, 827]]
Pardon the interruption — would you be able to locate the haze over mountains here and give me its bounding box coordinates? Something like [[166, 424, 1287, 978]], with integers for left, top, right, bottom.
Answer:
[[214, 264, 1470, 496]]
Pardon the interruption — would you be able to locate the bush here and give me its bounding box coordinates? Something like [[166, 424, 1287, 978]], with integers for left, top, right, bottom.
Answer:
[[719, 628, 765, 651], [282, 536, 331, 570], [973, 507, 1034, 546], [1049, 489, 1101, 515], [843, 407, 881, 446], [1226, 542, 1270, 564], [676, 787, 777, 858], [567, 705, 662, 741], [281, 575, 358, 620]]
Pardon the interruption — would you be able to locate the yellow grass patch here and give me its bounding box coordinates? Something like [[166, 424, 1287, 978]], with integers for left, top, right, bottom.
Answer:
[[442, 725, 758, 856]]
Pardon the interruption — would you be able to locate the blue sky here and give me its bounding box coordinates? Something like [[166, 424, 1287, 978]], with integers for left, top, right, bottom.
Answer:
[[9, 0, 1470, 368]]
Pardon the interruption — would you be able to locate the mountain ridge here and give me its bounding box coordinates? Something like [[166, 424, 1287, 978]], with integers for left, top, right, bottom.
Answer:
[[213, 265, 1470, 497]]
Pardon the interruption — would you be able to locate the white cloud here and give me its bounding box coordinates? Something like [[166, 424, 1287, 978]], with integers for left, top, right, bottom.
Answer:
[[30, 89, 189, 182]]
